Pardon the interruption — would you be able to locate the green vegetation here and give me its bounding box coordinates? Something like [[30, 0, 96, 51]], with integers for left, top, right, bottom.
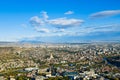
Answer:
[[45, 76, 69, 80]]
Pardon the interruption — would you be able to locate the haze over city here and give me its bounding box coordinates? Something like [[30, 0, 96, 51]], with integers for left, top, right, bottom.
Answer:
[[0, 0, 120, 43]]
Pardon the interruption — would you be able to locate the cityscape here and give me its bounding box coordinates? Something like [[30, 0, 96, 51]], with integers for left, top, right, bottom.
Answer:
[[0, 0, 120, 80], [0, 42, 120, 80]]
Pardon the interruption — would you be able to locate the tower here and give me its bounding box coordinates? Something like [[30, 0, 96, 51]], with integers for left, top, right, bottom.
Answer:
[[50, 53, 54, 60]]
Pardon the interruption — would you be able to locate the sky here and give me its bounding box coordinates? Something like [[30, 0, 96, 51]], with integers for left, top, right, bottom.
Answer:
[[0, 0, 120, 43]]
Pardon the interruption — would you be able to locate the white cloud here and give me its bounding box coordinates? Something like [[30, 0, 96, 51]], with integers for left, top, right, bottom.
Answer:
[[76, 24, 120, 36], [64, 11, 74, 15], [90, 10, 120, 18], [29, 11, 120, 37], [48, 17, 84, 28], [30, 11, 84, 29], [35, 28, 50, 33], [41, 11, 49, 21], [52, 29, 65, 33], [30, 16, 44, 27]]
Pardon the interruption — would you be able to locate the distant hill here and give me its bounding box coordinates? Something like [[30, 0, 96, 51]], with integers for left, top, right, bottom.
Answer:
[[0, 40, 120, 44], [19, 40, 44, 44]]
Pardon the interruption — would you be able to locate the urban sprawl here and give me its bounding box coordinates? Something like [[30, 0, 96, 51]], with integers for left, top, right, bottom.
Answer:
[[0, 43, 120, 80]]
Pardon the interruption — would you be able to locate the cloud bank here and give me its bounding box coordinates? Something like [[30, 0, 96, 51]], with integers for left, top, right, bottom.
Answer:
[[28, 10, 120, 40], [90, 10, 120, 18]]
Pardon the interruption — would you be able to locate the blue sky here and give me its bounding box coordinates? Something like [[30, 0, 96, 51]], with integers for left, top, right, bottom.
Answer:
[[0, 0, 120, 42]]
